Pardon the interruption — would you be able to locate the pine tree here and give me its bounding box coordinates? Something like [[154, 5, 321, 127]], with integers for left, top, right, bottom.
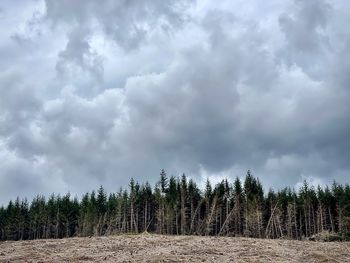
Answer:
[[0, 171, 349, 241], [180, 174, 188, 235]]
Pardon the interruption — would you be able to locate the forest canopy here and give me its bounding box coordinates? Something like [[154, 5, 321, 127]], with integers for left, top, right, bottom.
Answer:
[[0, 170, 349, 241]]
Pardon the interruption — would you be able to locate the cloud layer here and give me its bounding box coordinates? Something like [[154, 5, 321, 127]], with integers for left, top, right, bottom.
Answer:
[[1, 0, 350, 204]]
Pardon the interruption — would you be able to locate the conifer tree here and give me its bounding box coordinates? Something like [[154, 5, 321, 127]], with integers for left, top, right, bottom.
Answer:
[[1, 170, 349, 241]]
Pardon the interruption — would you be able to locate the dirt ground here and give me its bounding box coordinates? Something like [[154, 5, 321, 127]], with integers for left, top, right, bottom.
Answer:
[[0, 234, 349, 263]]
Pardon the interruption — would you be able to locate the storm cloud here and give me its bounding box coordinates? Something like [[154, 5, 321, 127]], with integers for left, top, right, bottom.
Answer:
[[0, 0, 350, 204]]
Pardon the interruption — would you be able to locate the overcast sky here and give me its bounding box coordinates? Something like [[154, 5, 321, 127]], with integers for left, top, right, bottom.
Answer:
[[1, 0, 350, 204]]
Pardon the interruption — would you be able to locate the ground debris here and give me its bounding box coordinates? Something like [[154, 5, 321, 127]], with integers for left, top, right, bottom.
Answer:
[[0, 234, 349, 262], [309, 231, 350, 242]]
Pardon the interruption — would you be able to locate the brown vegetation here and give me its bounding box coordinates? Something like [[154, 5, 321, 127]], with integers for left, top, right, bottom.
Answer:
[[1, 234, 349, 263]]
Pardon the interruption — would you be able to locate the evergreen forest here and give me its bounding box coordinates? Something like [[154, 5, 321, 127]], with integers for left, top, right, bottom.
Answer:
[[1, 170, 349, 241]]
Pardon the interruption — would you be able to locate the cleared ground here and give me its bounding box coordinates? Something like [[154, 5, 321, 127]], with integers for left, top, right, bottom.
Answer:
[[0, 234, 349, 262]]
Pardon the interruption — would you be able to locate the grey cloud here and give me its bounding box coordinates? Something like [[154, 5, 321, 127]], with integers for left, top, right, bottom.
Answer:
[[278, 0, 332, 79], [0, 70, 41, 138], [55, 28, 104, 97], [44, 0, 193, 49], [279, 0, 331, 52], [1, 0, 350, 204], [44, 0, 194, 98], [119, 13, 290, 178], [0, 144, 64, 203]]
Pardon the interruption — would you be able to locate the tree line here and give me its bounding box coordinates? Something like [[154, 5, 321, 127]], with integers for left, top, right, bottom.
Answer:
[[0, 170, 349, 241]]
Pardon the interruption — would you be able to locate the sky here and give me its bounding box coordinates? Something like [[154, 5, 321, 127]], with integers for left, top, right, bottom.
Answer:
[[0, 0, 350, 204]]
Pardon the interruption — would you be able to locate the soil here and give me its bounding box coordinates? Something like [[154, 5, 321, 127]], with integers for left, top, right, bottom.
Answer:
[[0, 234, 349, 262]]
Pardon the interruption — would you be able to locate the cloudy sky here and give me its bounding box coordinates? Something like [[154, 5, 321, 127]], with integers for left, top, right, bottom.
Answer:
[[1, 0, 350, 204]]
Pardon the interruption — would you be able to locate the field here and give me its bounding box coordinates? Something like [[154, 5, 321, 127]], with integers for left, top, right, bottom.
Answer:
[[1, 234, 349, 262]]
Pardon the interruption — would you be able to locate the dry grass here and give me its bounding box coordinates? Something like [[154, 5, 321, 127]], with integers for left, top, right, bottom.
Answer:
[[1, 234, 349, 262]]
